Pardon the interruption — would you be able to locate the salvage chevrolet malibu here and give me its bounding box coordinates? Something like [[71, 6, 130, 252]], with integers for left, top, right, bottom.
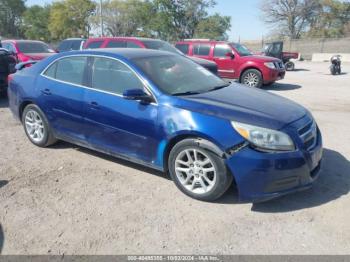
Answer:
[[8, 49, 323, 202]]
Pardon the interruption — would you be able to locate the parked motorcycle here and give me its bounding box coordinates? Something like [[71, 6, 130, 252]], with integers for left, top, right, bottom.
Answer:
[[330, 55, 342, 75]]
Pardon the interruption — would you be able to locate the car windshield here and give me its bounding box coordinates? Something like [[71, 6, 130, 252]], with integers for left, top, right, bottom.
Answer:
[[231, 43, 252, 56], [142, 40, 183, 55], [17, 42, 52, 53], [132, 54, 228, 96]]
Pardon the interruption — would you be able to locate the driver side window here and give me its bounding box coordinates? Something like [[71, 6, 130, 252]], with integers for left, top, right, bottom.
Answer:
[[214, 44, 231, 58], [91, 57, 144, 95]]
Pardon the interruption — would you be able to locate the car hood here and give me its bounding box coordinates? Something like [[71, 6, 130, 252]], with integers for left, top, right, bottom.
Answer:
[[174, 83, 307, 130]]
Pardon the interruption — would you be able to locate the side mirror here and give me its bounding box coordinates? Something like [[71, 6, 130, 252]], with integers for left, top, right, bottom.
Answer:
[[123, 89, 153, 103], [225, 52, 235, 59]]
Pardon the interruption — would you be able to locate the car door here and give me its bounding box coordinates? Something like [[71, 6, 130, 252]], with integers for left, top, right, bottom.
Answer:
[[38, 56, 88, 142], [213, 44, 236, 79], [192, 43, 211, 61], [83, 56, 159, 163]]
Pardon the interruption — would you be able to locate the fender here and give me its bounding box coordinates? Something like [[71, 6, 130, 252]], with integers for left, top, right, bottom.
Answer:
[[194, 138, 226, 158]]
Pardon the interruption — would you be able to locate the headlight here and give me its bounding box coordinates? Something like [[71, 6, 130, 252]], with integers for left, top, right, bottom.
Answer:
[[231, 121, 295, 152], [264, 62, 276, 69]]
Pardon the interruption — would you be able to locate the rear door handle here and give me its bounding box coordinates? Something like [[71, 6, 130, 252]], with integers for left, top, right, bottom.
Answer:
[[90, 101, 100, 109], [41, 88, 51, 95]]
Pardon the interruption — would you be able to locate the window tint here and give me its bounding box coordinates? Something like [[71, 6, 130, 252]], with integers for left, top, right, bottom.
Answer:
[[214, 44, 232, 57], [2, 43, 10, 50], [92, 57, 144, 95], [86, 41, 103, 49], [44, 62, 57, 78], [3, 43, 16, 53], [106, 41, 126, 48], [57, 41, 70, 52], [55, 56, 87, 85], [132, 55, 226, 96], [175, 44, 189, 54], [193, 44, 211, 56], [126, 41, 141, 48], [142, 40, 182, 54], [17, 42, 51, 53], [231, 43, 252, 56], [71, 40, 83, 50]]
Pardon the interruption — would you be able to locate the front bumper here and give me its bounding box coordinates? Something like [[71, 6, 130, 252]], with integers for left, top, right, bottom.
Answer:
[[263, 69, 286, 83], [225, 128, 323, 203]]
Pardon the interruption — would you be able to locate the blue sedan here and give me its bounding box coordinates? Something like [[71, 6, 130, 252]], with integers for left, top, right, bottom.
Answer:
[[8, 49, 323, 202]]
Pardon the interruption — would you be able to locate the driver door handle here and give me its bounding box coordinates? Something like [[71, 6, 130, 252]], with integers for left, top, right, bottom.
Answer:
[[90, 101, 100, 109], [41, 88, 51, 95]]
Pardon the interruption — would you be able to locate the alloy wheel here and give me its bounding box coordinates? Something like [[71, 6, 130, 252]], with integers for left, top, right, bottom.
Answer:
[[243, 72, 259, 87], [175, 148, 217, 194], [24, 110, 45, 143]]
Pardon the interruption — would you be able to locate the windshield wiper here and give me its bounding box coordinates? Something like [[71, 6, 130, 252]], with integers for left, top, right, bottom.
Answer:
[[207, 83, 230, 92], [172, 91, 201, 96]]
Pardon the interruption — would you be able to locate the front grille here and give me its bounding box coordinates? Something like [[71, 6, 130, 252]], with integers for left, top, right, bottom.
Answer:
[[298, 120, 317, 151], [274, 61, 284, 70]]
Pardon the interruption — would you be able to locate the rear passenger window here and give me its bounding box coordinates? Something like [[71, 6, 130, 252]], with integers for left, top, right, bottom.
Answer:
[[106, 41, 126, 48], [43, 62, 57, 78], [214, 44, 232, 57], [86, 41, 103, 49], [193, 44, 211, 56], [126, 41, 141, 48], [55, 57, 87, 85], [175, 44, 189, 54], [91, 57, 144, 95]]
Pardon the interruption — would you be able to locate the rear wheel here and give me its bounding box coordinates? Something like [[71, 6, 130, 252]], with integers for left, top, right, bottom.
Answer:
[[337, 66, 341, 74], [240, 69, 263, 88], [168, 139, 233, 201], [22, 104, 57, 147]]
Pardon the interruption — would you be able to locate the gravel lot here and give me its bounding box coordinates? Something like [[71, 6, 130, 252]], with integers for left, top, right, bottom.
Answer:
[[0, 61, 349, 255]]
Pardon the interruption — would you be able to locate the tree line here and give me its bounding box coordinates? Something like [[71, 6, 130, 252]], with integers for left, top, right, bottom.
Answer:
[[261, 0, 350, 39], [0, 0, 231, 42]]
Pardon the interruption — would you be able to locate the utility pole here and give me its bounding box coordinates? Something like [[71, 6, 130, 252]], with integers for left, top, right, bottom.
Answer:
[[99, 0, 104, 37]]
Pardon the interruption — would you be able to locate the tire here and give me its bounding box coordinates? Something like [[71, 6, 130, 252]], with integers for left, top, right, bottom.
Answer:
[[285, 61, 295, 71], [22, 104, 57, 147], [168, 138, 233, 201], [337, 66, 341, 75], [330, 65, 336, 75], [240, 69, 263, 88]]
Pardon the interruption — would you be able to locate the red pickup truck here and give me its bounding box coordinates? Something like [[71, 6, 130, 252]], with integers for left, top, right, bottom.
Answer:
[[175, 40, 286, 88]]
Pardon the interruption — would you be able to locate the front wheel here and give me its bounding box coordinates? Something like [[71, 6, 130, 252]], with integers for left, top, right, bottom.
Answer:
[[240, 69, 263, 88], [330, 65, 336, 75], [168, 139, 233, 201], [22, 104, 57, 147]]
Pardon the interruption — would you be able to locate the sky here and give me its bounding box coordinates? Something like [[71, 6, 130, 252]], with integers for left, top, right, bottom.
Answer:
[[25, 0, 267, 41]]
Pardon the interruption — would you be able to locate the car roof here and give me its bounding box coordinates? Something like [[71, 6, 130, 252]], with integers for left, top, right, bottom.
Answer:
[[86, 37, 162, 42], [3, 40, 47, 44], [69, 48, 174, 60], [177, 40, 236, 45]]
